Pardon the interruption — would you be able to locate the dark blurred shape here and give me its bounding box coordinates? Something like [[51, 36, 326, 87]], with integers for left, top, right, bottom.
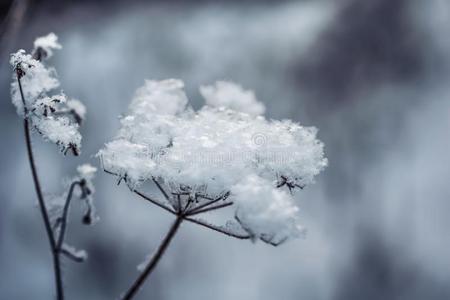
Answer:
[[0, 0, 29, 69], [294, 0, 426, 103]]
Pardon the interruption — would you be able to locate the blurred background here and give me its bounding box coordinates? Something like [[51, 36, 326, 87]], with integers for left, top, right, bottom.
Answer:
[[1, 0, 450, 299]]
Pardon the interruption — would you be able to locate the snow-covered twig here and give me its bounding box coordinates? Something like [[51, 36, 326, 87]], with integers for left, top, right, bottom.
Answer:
[[15, 66, 64, 299], [11, 33, 96, 300]]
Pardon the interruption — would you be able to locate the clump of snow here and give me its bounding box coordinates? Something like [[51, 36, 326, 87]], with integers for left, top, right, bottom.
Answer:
[[100, 139, 156, 182], [10, 50, 59, 115], [200, 81, 265, 116], [33, 32, 62, 58], [232, 175, 305, 243], [32, 93, 66, 116], [76, 164, 98, 225], [77, 164, 97, 180], [66, 99, 87, 122], [99, 79, 327, 244], [35, 116, 81, 150], [131, 79, 188, 116], [10, 33, 86, 155], [62, 243, 88, 262]]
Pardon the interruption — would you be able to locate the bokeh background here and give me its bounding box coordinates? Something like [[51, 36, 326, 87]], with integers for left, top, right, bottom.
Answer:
[[1, 0, 450, 299]]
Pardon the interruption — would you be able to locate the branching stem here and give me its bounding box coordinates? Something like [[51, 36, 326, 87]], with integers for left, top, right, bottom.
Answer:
[[56, 180, 83, 249], [17, 70, 64, 300], [133, 189, 176, 215], [121, 216, 183, 300], [186, 201, 233, 216], [184, 217, 251, 239], [120, 184, 249, 299]]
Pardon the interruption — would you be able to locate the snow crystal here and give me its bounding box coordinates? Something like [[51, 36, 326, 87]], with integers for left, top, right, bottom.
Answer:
[[75, 163, 98, 225], [66, 99, 87, 121], [10, 34, 86, 155], [32, 93, 66, 115], [232, 175, 305, 242], [34, 116, 81, 151], [33, 32, 62, 58], [99, 139, 156, 182], [77, 164, 97, 180], [62, 243, 88, 262], [10, 50, 59, 115], [130, 79, 188, 116], [200, 81, 266, 116], [99, 79, 327, 242], [137, 252, 153, 272]]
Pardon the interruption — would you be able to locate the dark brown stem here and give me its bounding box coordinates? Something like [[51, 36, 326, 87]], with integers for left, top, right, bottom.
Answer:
[[152, 177, 170, 200], [184, 217, 251, 239], [121, 216, 183, 300], [56, 180, 83, 249], [133, 189, 176, 215], [188, 192, 229, 214], [17, 71, 64, 300], [187, 201, 233, 216]]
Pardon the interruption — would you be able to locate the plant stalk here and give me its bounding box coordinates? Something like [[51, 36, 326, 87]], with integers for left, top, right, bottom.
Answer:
[[18, 72, 64, 300], [122, 216, 183, 300]]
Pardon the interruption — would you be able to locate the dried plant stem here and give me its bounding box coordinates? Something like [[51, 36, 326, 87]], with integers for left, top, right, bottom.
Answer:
[[118, 183, 251, 300], [18, 74, 64, 300], [56, 180, 83, 249], [122, 216, 183, 300]]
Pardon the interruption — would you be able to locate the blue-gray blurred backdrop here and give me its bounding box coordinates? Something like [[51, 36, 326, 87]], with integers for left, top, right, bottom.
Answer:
[[1, 0, 450, 299]]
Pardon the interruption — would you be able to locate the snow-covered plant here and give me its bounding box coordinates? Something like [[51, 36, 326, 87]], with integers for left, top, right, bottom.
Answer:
[[99, 79, 327, 299], [10, 33, 97, 300]]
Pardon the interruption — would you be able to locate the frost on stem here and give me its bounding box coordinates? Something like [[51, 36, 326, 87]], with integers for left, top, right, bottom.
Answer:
[[33, 33, 62, 59], [51, 164, 98, 237], [99, 79, 327, 245], [76, 164, 99, 225], [10, 33, 85, 155], [61, 244, 88, 263], [11, 34, 96, 300]]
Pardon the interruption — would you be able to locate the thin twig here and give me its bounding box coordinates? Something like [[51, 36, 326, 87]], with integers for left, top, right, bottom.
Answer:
[[121, 216, 183, 300], [56, 180, 83, 249], [17, 68, 64, 300], [133, 189, 176, 215], [188, 192, 229, 214], [60, 247, 85, 263], [53, 109, 83, 125], [260, 235, 288, 247], [182, 198, 193, 214], [151, 177, 170, 200], [184, 217, 251, 239], [186, 202, 233, 216], [176, 194, 181, 213]]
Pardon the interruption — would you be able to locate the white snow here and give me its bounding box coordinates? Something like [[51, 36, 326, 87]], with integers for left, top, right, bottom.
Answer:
[[200, 81, 266, 116], [33, 32, 62, 58], [77, 164, 97, 180], [10, 34, 86, 155], [232, 175, 305, 242], [99, 79, 327, 243], [10, 50, 59, 115]]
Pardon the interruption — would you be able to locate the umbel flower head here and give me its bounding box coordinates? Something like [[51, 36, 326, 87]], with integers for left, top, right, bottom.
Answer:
[[10, 33, 86, 155], [99, 79, 327, 245]]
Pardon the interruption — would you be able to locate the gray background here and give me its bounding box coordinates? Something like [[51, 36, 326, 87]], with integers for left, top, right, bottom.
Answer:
[[1, 0, 449, 299]]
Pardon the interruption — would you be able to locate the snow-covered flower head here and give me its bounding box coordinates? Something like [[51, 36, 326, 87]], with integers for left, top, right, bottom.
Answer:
[[99, 79, 327, 244], [33, 32, 62, 59], [10, 33, 86, 155]]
